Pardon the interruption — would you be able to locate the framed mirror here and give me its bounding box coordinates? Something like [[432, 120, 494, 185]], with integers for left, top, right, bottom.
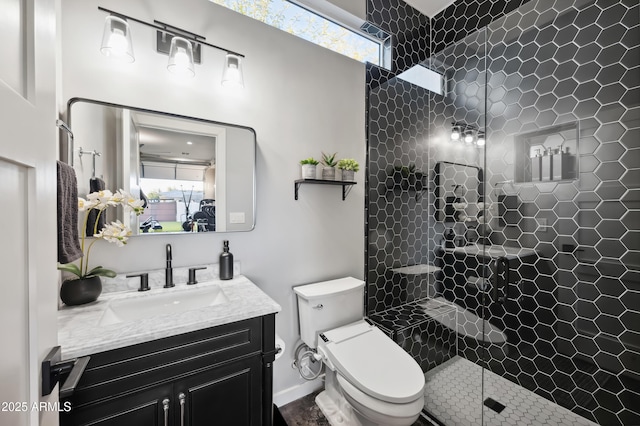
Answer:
[[434, 161, 484, 223], [67, 98, 256, 235]]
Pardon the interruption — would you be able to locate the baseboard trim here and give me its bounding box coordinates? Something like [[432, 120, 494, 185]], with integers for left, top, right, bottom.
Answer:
[[273, 378, 324, 407]]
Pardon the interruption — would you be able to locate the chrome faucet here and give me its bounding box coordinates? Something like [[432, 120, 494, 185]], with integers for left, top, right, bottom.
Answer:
[[164, 244, 174, 288]]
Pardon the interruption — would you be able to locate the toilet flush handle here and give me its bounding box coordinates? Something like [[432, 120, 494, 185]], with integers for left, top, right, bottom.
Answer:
[[313, 304, 324, 310]]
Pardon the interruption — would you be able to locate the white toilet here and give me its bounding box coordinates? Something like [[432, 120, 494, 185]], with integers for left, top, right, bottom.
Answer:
[[294, 277, 425, 426]]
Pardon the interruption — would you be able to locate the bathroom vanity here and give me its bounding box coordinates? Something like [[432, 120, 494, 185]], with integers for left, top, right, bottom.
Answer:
[[57, 276, 281, 426]]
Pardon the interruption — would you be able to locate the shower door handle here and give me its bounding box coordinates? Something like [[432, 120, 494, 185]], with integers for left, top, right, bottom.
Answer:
[[492, 257, 510, 304]]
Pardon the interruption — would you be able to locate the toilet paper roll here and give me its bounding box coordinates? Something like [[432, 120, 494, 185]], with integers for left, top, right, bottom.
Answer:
[[274, 334, 285, 361]]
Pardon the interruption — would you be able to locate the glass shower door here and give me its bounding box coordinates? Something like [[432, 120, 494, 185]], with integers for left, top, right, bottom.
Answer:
[[480, 1, 640, 425], [423, 25, 492, 424]]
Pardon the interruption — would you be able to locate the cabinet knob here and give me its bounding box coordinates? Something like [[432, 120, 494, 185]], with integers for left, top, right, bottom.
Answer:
[[179, 393, 186, 426], [162, 398, 170, 426]]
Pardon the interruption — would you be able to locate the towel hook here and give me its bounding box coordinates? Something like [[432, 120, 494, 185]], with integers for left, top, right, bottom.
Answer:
[[78, 147, 101, 178]]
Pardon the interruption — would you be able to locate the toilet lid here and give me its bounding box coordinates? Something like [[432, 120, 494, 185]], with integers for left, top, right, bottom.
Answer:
[[323, 322, 425, 404]]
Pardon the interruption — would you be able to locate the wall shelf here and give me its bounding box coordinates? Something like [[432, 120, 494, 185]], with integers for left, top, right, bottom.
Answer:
[[294, 179, 356, 200], [391, 264, 442, 275]]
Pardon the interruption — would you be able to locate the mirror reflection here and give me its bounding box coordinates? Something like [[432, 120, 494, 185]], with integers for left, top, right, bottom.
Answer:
[[434, 161, 484, 223], [68, 98, 256, 235]]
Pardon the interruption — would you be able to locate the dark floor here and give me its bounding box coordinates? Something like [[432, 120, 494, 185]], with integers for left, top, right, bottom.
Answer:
[[278, 390, 434, 426]]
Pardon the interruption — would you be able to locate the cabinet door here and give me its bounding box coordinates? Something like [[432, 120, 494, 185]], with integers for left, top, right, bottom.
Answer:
[[61, 383, 172, 426], [176, 355, 262, 426]]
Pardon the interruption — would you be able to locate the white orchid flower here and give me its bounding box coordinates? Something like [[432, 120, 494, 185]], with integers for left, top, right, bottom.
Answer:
[[78, 197, 99, 211], [87, 189, 116, 209], [110, 189, 127, 205], [94, 220, 132, 247]]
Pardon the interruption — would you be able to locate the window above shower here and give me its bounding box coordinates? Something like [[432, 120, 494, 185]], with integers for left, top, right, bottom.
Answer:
[[209, 0, 386, 66]]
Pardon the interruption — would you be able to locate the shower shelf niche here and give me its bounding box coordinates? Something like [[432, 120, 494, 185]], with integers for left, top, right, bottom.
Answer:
[[514, 122, 579, 183]]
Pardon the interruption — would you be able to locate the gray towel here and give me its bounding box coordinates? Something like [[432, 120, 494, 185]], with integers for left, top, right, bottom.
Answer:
[[86, 177, 106, 236], [57, 161, 83, 264]]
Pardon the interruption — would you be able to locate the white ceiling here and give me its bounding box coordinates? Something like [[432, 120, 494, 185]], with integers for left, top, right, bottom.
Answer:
[[402, 0, 456, 18]]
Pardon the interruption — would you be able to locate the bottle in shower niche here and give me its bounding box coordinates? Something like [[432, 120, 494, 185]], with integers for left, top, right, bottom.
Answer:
[[219, 240, 234, 280], [552, 146, 564, 181], [541, 147, 552, 181], [531, 149, 542, 181]]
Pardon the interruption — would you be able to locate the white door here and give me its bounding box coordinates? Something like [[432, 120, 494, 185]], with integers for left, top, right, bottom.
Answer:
[[0, 0, 59, 425]]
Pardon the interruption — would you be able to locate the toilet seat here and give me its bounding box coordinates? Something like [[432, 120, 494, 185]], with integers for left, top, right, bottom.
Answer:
[[320, 321, 425, 404], [336, 374, 424, 424]]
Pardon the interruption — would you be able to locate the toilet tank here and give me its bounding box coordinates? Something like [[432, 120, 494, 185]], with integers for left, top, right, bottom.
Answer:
[[294, 277, 364, 348]]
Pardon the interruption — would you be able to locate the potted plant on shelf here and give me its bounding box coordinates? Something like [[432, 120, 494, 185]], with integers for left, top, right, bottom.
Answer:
[[389, 164, 425, 190], [299, 157, 319, 180], [321, 152, 338, 180], [337, 158, 359, 181], [57, 189, 145, 306]]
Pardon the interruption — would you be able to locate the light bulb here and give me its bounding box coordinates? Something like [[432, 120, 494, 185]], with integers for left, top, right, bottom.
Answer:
[[477, 134, 486, 146], [464, 130, 474, 144], [108, 29, 128, 55]]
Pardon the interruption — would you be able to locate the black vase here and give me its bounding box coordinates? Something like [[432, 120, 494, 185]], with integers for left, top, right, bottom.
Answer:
[[60, 276, 102, 306]]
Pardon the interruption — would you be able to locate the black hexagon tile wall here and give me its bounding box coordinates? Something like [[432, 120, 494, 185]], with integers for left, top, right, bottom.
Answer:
[[365, 0, 639, 425]]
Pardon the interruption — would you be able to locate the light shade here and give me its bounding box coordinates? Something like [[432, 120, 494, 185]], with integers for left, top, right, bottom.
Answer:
[[167, 36, 195, 78], [100, 16, 135, 62], [477, 132, 486, 146], [451, 125, 461, 141], [464, 130, 474, 143], [222, 54, 244, 88]]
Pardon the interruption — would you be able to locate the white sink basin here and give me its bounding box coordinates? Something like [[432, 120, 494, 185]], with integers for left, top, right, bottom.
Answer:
[[453, 244, 538, 259], [99, 285, 229, 326]]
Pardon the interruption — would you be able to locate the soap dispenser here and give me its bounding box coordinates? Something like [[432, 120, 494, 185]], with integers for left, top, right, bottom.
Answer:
[[219, 240, 234, 280]]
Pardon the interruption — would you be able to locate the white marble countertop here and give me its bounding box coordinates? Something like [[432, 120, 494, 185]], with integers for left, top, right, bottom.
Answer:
[[58, 275, 281, 359]]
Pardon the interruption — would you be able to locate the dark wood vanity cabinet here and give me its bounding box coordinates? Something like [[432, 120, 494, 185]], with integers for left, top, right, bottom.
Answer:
[[60, 315, 276, 426]]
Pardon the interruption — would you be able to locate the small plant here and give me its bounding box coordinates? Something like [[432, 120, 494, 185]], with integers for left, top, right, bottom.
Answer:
[[394, 164, 417, 176], [337, 158, 360, 172], [300, 157, 319, 166], [321, 152, 338, 168]]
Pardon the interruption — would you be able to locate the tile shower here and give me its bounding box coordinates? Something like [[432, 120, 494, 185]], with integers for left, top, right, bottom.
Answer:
[[366, 0, 639, 425]]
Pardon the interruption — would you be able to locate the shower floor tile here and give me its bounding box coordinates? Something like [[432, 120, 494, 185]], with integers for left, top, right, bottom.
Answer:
[[424, 356, 599, 426]]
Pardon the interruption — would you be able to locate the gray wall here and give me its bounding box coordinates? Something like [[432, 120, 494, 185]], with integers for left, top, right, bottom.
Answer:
[[59, 0, 366, 403]]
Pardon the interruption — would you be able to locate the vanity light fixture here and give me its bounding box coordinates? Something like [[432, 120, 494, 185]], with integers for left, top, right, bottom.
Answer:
[[100, 15, 135, 62], [98, 6, 245, 86], [450, 122, 485, 147]]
